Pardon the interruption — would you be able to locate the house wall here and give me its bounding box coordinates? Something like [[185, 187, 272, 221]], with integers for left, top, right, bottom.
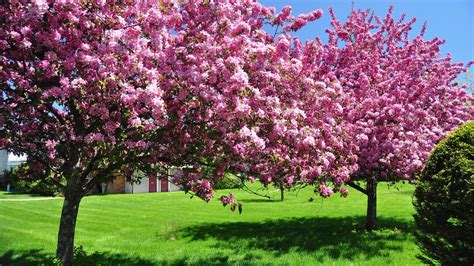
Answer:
[[168, 182, 181, 192], [0, 150, 7, 175], [122, 168, 182, 194], [157, 178, 163, 192], [125, 180, 133, 194], [105, 174, 125, 194], [166, 167, 181, 192], [129, 177, 150, 193]]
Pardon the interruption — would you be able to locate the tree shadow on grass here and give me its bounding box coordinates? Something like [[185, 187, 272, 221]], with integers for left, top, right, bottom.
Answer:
[[0, 249, 231, 266], [238, 198, 280, 203], [0, 249, 156, 266], [180, 216, 415, 262]]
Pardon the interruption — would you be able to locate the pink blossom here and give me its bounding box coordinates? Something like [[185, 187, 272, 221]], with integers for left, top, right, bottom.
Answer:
[[220, 193, 235, 206], [130, 118, 142, 127], [232, 22, 251, 36], [302, 135, 316, 147], [340, 188, 349, 198], [272, 6, 292, 25], [319, 184, 334, 198], [45, 140, 57, 160], [276, 36, 290, 56], [285, 175, 294, 185]]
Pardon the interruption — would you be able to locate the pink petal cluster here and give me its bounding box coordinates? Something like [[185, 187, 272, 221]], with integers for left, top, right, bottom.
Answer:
[[340, 188, 349, 198], [272, 6, 323, 32], [220, 193, 235, 206], [283, 10, 323, 31], [319, 183, 334, 198]]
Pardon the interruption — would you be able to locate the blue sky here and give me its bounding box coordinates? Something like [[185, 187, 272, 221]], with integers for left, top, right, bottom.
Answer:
[[259, 0, 474, 66]]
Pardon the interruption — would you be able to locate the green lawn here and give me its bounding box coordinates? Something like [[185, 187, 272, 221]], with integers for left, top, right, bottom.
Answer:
[[0, 183, 421, 265]]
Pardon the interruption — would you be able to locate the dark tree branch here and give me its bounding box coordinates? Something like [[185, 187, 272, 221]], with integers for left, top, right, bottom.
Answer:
[[43, 174, 66, 190], [44, 103, 66, 125], [84, 159, 124, 192], [240, 182, 273, 199], [347, 181, 367, 195], [28, 153, 66, 189]]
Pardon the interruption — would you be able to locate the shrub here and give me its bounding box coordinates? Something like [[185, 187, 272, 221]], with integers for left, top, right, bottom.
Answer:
[[11, 178, 61, 196], [413, 121, 474, 265], [8, 167, 61, 196], [214, 173, 243, 190], [0, 170, 7, 189]]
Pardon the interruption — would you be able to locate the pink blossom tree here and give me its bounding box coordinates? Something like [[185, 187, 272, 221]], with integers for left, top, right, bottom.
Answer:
[[310, 7, 473, 230], [0, 1, 176, 264]]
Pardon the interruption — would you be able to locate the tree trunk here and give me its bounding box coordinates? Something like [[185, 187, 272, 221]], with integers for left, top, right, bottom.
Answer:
[[365, 177, 377, 231], [279, 182, 284, 201], [56, 186, 83, 266], [96, 183, 103, 194]]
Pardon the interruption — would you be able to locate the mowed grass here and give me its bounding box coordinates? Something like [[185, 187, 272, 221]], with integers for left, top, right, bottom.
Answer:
[[0, 183, 420, 265]]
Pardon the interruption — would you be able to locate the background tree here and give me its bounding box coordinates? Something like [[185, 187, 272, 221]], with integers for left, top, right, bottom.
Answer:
[[311, 7, 473, 230]]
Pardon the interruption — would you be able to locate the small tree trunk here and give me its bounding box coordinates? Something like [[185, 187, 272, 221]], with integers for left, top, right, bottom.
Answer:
[[365, 177, 377, 231], [96, 183, 103, 194], [57, 186, 83, 266], [279, 182, 284, 201]]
